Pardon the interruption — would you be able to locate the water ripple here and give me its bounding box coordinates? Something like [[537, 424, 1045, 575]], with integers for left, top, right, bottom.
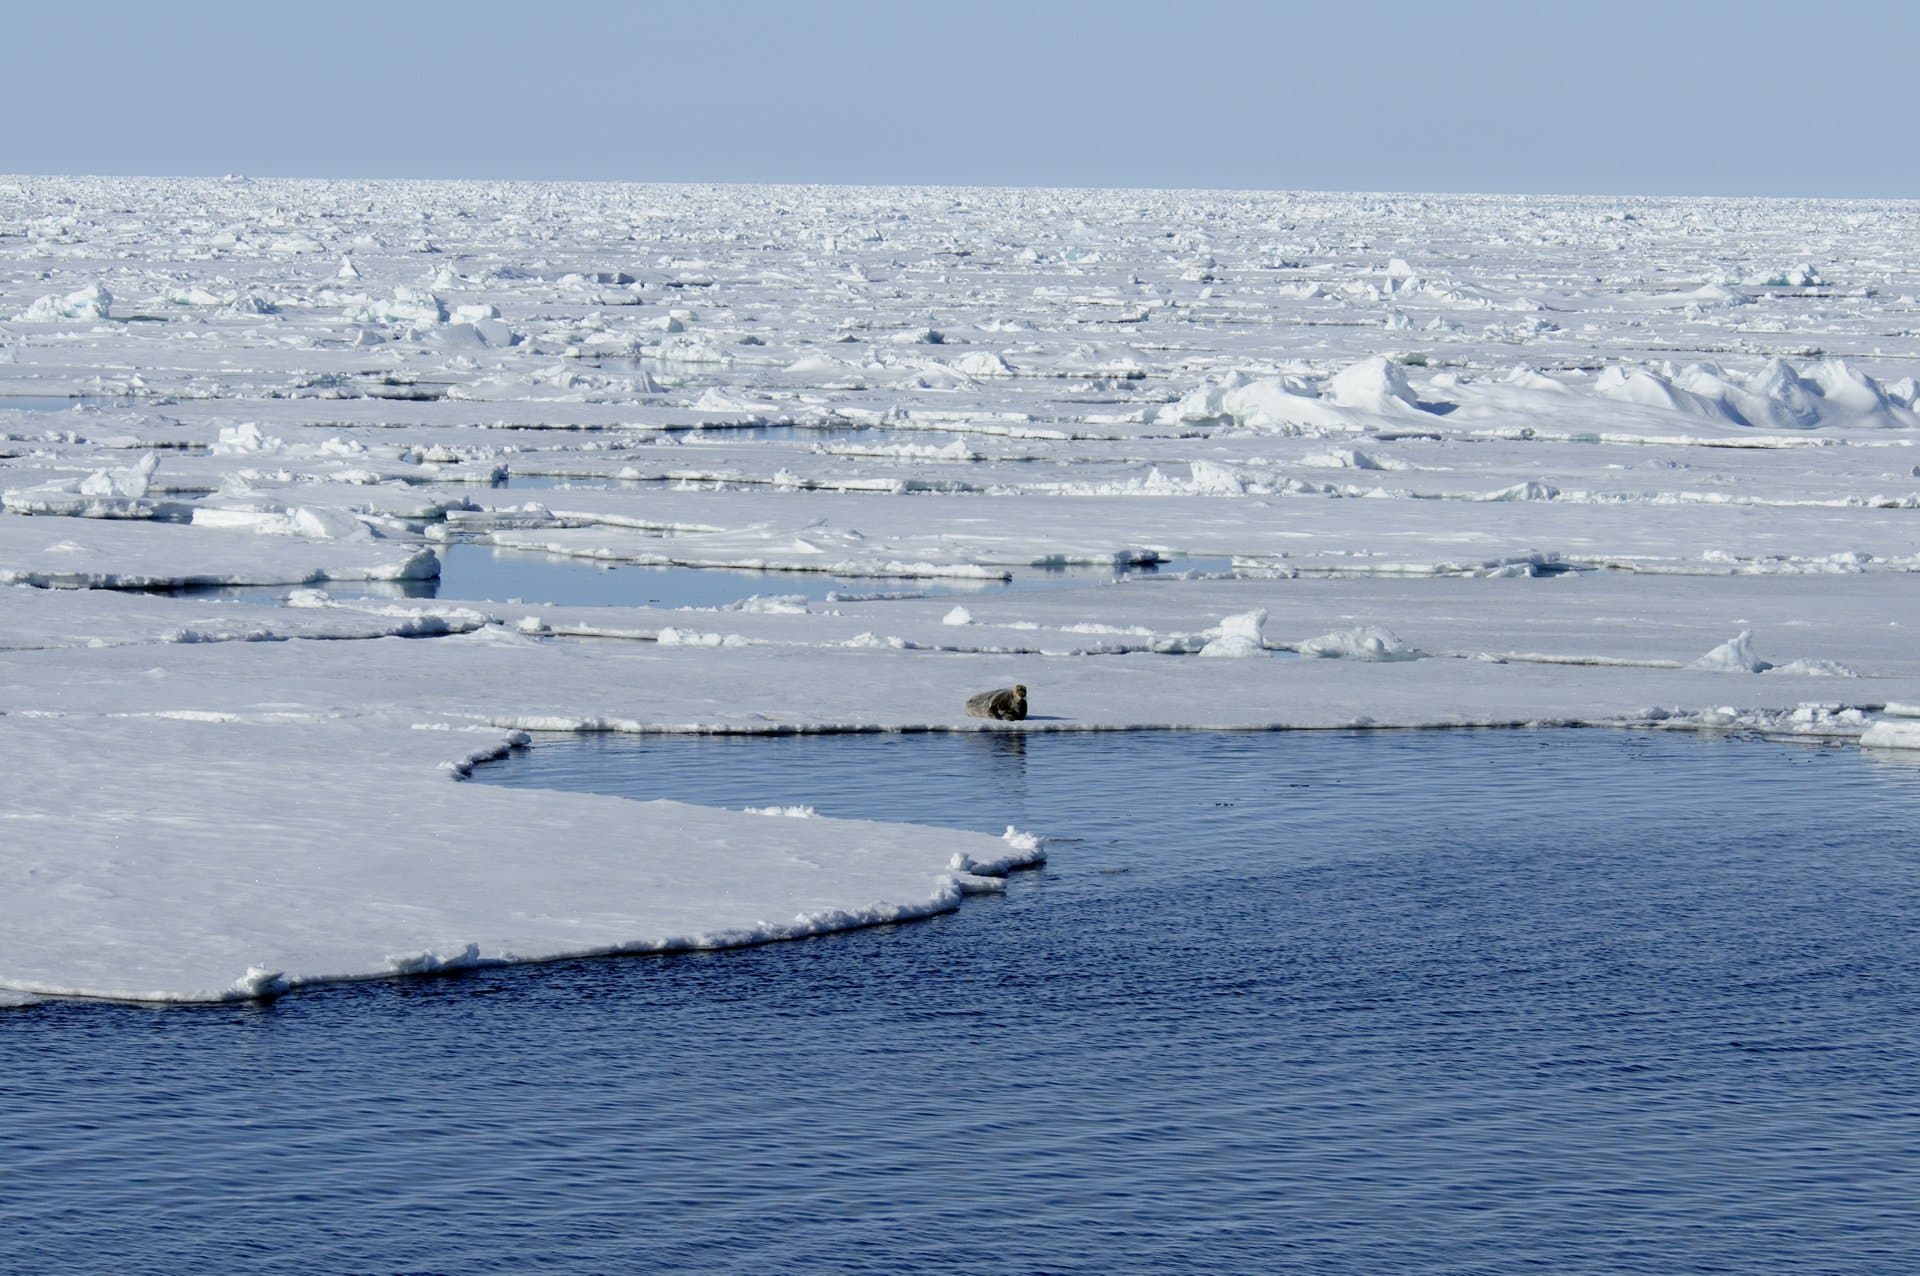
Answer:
[[5, 730, 1920, 1273]]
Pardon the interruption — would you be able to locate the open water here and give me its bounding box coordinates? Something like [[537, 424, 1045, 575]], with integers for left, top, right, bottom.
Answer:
[[142, 544, 1235, 609], [6, 729, 1920, 1273]]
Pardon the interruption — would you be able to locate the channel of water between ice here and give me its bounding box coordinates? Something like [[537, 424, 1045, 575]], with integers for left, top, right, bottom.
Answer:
[[129, 542, 1242, 609]]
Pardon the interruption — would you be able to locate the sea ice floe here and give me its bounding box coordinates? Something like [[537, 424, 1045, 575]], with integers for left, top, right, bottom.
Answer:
[[1862, 719, 1920, 750], [1692, 630, 1772, 673], [14, 283, 111, 323], [1296, 625, 1423, 661], [0, 713, 1042, 1002], [9, 177, 1920, 1002], [346, 288, 447, 328], [1198, 609, 1268, 658]]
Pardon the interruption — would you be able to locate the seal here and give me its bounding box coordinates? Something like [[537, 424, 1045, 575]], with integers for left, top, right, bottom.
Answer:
[[965, 684, 1027, 721]]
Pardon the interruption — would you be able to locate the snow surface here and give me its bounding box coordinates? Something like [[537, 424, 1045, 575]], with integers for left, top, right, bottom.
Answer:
[[0, 713, 1038, 1003], [7, 176, 1920, 1001]]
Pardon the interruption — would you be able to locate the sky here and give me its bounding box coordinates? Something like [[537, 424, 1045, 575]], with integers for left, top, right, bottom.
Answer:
[[6, 0, 1916, 198]]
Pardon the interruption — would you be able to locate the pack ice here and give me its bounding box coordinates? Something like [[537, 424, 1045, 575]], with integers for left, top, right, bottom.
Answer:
[[6, 176, 1920, 1002]]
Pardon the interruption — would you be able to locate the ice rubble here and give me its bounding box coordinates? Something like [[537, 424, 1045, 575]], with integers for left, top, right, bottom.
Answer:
[[1863, 703, 1920, 750], [8, 177, 1920, 1002], [1197, 609, 1267, 658], [345, 287, 446, 328], [3, 451, 168, 518], [14, 283, 111, 322], [1172, 354, 1919, 436], [1297, 625, 1423, 662], [1693, 630, 1772, 673]]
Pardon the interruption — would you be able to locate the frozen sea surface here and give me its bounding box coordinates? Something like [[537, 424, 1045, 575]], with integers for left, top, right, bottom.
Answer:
[[12, 175, 1920, 1260], [7, 730, 1920, 1274]]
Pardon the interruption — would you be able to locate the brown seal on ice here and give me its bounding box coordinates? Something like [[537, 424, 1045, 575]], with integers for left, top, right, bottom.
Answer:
[[965, 684, 1027, 721]]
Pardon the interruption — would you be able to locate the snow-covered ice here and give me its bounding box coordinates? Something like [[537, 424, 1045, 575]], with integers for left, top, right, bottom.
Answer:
[[8, 175, 1920, 1000], [0, 713, 1040, 1002]]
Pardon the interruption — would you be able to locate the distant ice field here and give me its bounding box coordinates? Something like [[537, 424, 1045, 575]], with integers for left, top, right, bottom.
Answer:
[[7, 176, 1920, 1002]]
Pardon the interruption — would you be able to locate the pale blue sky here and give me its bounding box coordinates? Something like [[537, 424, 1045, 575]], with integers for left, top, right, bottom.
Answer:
[[8, 0, 1915, 196]]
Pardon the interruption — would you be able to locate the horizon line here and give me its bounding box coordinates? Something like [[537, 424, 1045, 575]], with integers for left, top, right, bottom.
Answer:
[[3, 172, 1916, 207]]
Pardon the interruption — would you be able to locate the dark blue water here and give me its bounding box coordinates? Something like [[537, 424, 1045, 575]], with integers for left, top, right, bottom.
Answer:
[[131, 577, 439, 605], [7, 730, 1920, 1274]]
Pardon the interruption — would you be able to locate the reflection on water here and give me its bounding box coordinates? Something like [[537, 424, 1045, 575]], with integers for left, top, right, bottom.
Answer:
[[100, 544, 1235, 611], [424, 544, 1236, 609], [431, 542, 976, 607], [131, 577, 438, 605]]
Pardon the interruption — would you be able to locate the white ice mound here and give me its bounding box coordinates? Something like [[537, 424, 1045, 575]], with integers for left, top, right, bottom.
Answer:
[[5, 451, 166, 518], [1500, 364, 1570, 393], [1297, 447, 1407, 472], [162, 286, 275, 315], [1478, 480, 1561, 502], [1133, 463, 1250, 496], [1219, 351, 1916, 436], [1323, 356, 1419, 411], [948, 351, 1014, 378], [1199, 608, 1268, 658], [386, 944, 486, 976], [213, 422, 284, 454], [347, 287, 447, 327], [942, 605, 973, 626], [1186, 460, 1252, 494], [657, 627, 751, 647], [1167, 356, 1435, 432], [1863, 719, 1920, 750], [1765, 658, 1857, 678], [1747, 264, 1825, 288], [1804, 359, 1911, 428], [2, 486, 156, 519], [1596, 365, 1740, 423], [78, 451, 160, 501], [1168, 370, 1326, 432], [1691, 629, 1772, 673], [15, 283, 112, 322], [1736, 358, 1827, 428], [190, 503, 373, 541], [959, 826, 1048, 876], [232, 966, 289, 999], [1297, 625, 1423, 661], [943, 829, 1048, 894], [1601, 357, 1918, 431]]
